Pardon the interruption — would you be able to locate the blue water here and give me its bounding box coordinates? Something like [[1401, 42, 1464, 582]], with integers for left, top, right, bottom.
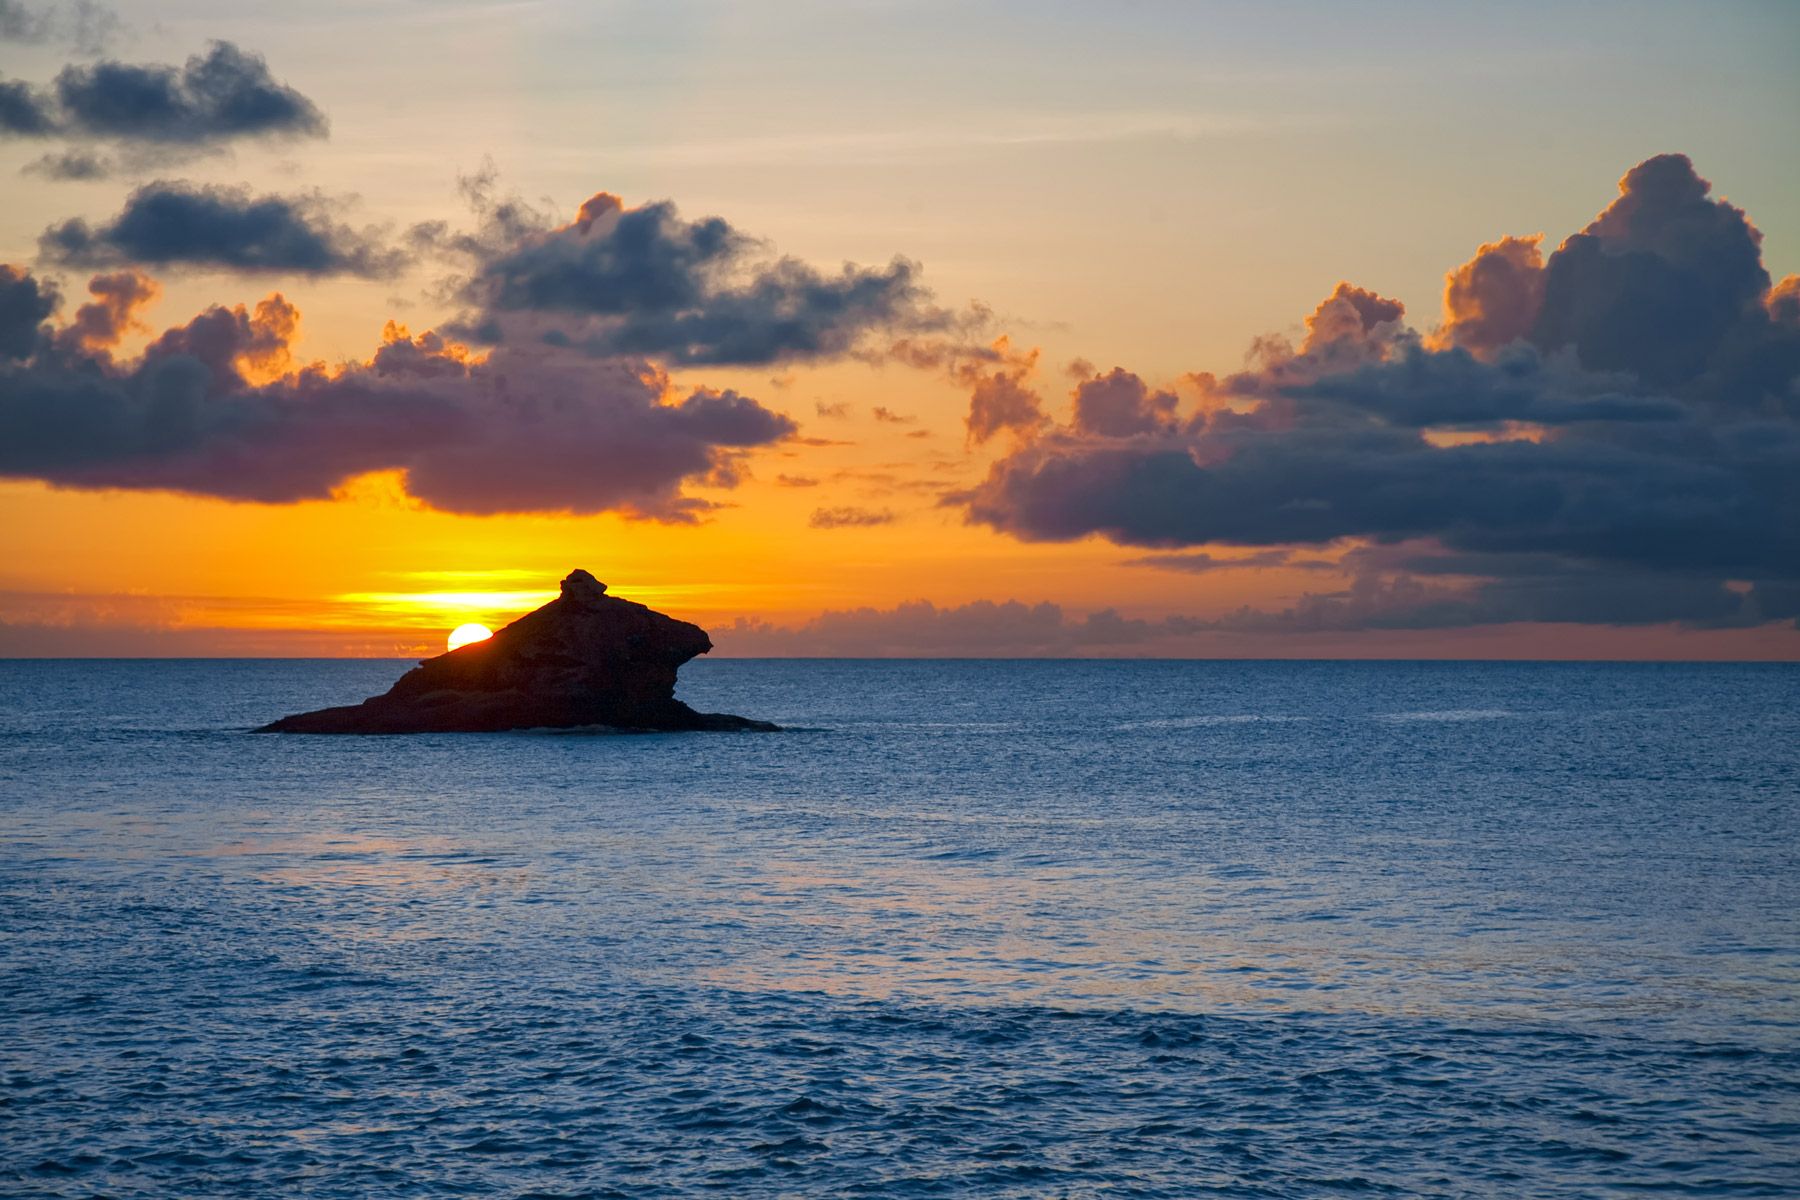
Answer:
[[2, 660, 1797, 1197]]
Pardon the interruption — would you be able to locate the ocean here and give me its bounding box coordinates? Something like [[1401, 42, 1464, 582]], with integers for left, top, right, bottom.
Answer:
[[1, 659, 1796, 1197]]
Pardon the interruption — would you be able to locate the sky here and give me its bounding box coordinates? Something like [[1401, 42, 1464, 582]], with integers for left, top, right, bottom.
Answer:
[[2, 0, 1798, 658]]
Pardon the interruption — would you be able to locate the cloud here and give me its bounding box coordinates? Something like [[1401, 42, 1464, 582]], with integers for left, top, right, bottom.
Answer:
[[0, 0, 47, 41], [0, 76, 57, 135], [0, 263, 58, 358], [54, 267, 156, 352], [450, 187, 949, 366], [0, 1, 119, 54], [1533, 153, 1772, 388], [953, 154, 1800, 631], [716, 598, 1171, 657], [808, 505, 895, 528], [1768, 275, 1800, 325], [1302, 282, 1406, 357], [0, 266, 796, 516], [1436, 234, 1545, 355], [0, 41, 326, 145], [1125, 549, 1335, 573], [1072, 367, 1181, 437], [20, 147, 110, 179], [40, 182, 408, 277], [1193, 550, 1789, 634], [871, 405, 913, 423], [962, 338, 1046, 445]]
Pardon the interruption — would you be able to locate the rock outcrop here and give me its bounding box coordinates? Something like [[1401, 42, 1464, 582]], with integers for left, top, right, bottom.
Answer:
[[260, 569, 777, 734]]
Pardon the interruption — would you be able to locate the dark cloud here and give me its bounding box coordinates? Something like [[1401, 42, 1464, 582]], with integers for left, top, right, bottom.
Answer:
[[1194, 553, 1782, 634], [871, 405, 913, 423], [40, 182, 408, 277], [1533, 154, 1772, 388], [451, 189, 948, 366], [955, 155, 1800, 632], [0, 265, 795, 517], [0, 263, 58, 359], [1126, 549, 1334, 573], [808, 506, 896, 529], [0, 41, 324, 144], [1289, 343, 1690, 427], [0, 76, 57, 135]]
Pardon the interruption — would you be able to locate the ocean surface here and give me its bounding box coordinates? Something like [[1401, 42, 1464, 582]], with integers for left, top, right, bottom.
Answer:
[[1, 659, 1797, 1197]]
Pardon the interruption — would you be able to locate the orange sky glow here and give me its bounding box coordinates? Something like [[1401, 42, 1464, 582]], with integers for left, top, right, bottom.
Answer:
[[2, 3, 1797, 658]]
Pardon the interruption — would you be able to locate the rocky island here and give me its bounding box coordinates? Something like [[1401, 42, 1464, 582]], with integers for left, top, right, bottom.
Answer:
[[260, 569, 777, 734]]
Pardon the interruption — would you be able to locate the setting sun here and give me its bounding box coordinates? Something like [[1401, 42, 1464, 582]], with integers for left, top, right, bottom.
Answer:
[[446, 623, 493, 652]]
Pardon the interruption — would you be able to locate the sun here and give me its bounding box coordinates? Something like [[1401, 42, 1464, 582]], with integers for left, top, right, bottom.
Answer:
[[447, 623, 494, 652]]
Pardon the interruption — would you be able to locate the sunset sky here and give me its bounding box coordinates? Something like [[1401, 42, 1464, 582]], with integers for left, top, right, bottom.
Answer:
[[3, 0, 1798, 657]]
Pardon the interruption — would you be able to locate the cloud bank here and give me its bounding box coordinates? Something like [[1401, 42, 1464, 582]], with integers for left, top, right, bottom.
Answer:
[[718, 599, 1180, 657], [954, 155, 1800, 631], [0, 266, 795, 517]]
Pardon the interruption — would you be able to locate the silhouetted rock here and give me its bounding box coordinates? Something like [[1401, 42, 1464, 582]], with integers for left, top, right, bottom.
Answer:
[[259, 569, 777, 734]]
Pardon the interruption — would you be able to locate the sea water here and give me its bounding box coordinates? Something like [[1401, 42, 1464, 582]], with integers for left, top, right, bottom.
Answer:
[[1, 659, 1796, 1196]]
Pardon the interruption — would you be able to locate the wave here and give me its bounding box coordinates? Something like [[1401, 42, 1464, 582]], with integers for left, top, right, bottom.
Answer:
[[1112, 714, 1307, 731], [1379, 709, 1515, 722]]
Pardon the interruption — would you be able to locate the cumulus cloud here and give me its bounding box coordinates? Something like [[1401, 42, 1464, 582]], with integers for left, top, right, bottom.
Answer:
[[962, 339, 1046, 445], [0, 265, 796, 516], [0, 41, 325, 144], [1534, 154, 1773, 389], [1436, 235, 1545, 355], [448, 186, 949, 366], [1769, 275, 1800, 326], [954, 155, 1800, 631], [1072, 367, 1181, 437], [1301, 282, 1406, 357], [0, 263, 58, 358], [53, 267, 156, 352], [40, 182, 408, 277], [0, 76, 56, 135]]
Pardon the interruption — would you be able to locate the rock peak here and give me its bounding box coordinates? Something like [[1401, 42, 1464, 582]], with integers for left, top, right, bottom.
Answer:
[[561, 568, 608, 603]]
